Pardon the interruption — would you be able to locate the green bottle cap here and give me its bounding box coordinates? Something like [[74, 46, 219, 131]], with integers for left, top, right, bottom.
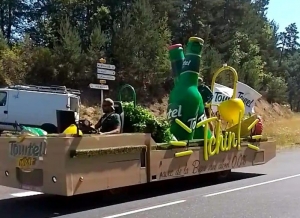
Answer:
[[189, 37, 204, 44], [186, 37, 204, 55], [168, 44, 184, 61], [168, 44, 182, 50]]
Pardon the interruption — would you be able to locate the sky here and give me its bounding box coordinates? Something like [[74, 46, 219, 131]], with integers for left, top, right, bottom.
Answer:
[[267, 0, 300, 32]]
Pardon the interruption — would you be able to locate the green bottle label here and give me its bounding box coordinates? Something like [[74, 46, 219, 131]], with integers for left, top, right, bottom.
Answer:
[[182, 37, 204, 74], [167, 103, 197, 140]]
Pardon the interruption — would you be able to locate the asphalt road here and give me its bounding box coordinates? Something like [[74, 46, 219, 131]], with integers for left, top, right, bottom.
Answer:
[[0, 148, 300, 218]]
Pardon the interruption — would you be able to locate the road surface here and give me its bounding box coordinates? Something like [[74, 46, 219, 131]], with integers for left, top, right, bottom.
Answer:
[[0, 148, 299, 218]]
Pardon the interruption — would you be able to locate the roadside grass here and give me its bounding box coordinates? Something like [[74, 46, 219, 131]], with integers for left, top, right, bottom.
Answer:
[[264, 114, 300, 148]]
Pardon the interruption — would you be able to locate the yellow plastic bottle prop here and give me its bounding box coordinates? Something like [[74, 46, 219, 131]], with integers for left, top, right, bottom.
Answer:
[[218, 98, 245, 125], [63, 124, 83, 136], [210, 65, 245, 125]]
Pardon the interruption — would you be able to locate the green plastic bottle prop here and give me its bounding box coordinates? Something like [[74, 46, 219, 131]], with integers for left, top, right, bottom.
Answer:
[[189, 47, 212, 139], [22, 126, 47, 136], [167, 37, 204, 140], [168, 44, 185, 85], [168, 44, 185, 117], [198, 82, 213, 105]]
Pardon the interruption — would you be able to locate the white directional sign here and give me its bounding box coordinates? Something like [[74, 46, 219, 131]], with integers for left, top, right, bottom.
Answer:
[[97, 68, 115, 75], [97, 74, 115, 80], [97, 63, 116, 70], [89, 83, 109, 90]]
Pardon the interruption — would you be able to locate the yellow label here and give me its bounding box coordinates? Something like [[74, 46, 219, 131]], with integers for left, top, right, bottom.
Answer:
[[17, 157, 37, 169], [99, 80, 106, 84]]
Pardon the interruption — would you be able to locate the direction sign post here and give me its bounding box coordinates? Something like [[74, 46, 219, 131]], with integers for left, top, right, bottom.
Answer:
[[89, 83, 109, 90], [97, 63, 116, 70], [97, 74, 115, 80], [97, 69, 116, 75], [90, 58, 116, 105]]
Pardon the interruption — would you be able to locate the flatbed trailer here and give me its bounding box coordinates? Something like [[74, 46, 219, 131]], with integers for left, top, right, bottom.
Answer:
[[0, 40, 277, 196], [0, 133, 275, 196]]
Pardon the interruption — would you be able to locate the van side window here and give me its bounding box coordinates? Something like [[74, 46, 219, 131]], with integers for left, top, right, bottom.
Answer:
[[70, 97, 79, 112], [0, 92, 7, 106]]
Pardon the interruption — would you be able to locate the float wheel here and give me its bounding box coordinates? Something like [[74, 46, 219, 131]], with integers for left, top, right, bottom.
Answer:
[[108, 187, 129, 195], [209, 170, 232, 181], [217, 169, 231, 180]]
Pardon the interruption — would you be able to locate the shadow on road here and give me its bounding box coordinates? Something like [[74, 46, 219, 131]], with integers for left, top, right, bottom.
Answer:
[[0, 172, 264, 218]]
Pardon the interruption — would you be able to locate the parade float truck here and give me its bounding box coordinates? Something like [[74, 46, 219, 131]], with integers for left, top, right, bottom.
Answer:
[[0, 37, 276, 196]]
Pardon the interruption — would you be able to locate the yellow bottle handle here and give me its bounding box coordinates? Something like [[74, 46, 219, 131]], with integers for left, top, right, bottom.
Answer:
[[205, 64, 239, 118], [210, 64, 238, 100]]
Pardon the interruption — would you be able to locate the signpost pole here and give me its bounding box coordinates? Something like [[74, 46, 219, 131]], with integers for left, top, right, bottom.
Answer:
[[89, 58, 116, 106], [100, 89, 104, 106], [99, 58, 106, 106]]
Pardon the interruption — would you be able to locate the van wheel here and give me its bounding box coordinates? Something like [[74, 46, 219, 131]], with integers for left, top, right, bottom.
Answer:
[[41, 123, 57, 134]]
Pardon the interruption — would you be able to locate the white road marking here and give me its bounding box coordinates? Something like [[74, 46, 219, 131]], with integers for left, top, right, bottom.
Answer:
[[204, 173, 300, 197], [102, 200, 186, 218], [11, 191, 42, 197]]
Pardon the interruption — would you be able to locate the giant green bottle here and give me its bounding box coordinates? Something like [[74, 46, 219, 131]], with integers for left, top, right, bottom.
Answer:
[[167, 37, 204, 140], [193, 72, 212, 137], [168, 44, 185, 86], [168, 44, 185, 117]]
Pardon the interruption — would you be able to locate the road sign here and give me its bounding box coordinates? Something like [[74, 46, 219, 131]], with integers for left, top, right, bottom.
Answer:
[[97, 63, 116, 70], [99, 80, 106, 84], [89, 83, 109, 90], [97, 74, 115, 80], [97, 68, 115, 75]]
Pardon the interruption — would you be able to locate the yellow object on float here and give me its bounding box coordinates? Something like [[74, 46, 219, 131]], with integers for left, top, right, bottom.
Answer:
[[174, 150, 193, 157], [209, 64, 245, 125], [218, 98, 245, 125], [169, 141, 187, 147], [248, 144, 259, 151], [63, 124, 83, 135]]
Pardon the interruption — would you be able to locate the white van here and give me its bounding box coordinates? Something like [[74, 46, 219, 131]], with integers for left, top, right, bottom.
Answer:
[[0, 85, 80, 133]]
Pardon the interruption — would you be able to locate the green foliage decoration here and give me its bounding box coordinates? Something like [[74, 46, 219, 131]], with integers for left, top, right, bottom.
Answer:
[[122, 102, 172, 143]]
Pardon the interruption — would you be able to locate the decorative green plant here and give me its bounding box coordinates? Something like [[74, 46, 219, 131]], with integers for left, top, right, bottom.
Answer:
[[122, 102, 172, 143]]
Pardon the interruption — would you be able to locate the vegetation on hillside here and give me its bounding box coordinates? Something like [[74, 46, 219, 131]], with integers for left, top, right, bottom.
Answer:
[[0, 0, 299, 110]]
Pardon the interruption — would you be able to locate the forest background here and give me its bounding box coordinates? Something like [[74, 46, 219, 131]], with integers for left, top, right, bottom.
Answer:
[[0, 0, 300, 146]]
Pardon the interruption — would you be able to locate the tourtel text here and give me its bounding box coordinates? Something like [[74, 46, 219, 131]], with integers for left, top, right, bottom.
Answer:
[[237, 92, 254, 107], [182, 60, 191, 67], [9, 141, 46, 157], [214, 91, 254, 107], [167, 105, 182, 119]]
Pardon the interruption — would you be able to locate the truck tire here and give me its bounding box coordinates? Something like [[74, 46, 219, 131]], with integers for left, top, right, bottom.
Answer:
[[108, 187, 129, 195], [217, 170, 231, 180], [209, 170, 232, 181], [41, 123, 58, 134], [101, 187, 130, 202]]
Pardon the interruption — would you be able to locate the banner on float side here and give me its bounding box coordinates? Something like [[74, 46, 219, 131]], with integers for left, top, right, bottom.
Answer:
[[211, 82, 262, 114]]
